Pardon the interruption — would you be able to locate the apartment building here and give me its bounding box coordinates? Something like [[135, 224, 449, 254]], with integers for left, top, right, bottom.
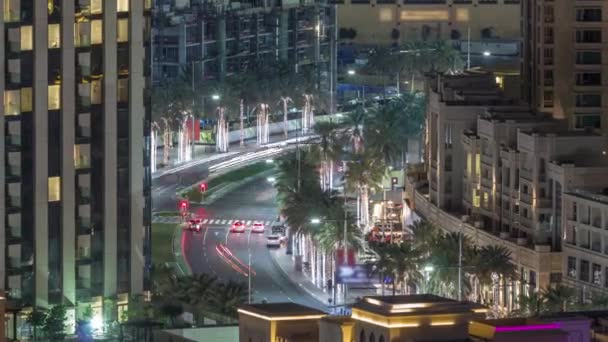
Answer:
[[337, 0, 521, 46], [426, 72, 516, 212], [521, 0, 608, 133], [153, 0, 336, 92], [2, 0, 152, 337]]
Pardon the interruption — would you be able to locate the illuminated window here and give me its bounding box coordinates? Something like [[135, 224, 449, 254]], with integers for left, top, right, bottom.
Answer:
[[118, 78, 129, 103], [21, 88, 32, 112], [91, 80, 102, 104], [117, 19, 129, 42], [74, 144, 90, 169], [74, 22, 91, 47], [48, 85, 61, 110], [145, 0, 152, 10], [48, 177, 61, 202], [48, 24, 61, 48], [20, 26, 33, 51], [117, 0, 129, 12], [91, 20, 103, 45], [475, 153, 481, 177], [4, 90, 20, 115], [91, 0, 102, 14], [4, 0, 20, 22]]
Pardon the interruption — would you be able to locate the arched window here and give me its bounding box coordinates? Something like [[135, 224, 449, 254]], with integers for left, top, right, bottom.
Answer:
[[379, 335, 385, 342], [359, 330, 365, 342], [369, 332, 376, 342]]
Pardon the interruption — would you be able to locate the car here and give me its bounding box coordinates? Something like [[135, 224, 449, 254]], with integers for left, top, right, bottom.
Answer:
[[230, 221, 246, 233], [186, 219, 202, 232], [266, 235, 281, 248], [251, 222, 265, 233]]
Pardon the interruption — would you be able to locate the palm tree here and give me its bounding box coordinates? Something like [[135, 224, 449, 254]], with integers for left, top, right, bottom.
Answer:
[[341, 105, 366, 153], [210, 280, 248, 318], [426, 232, 472, 298], [542, 285, 576, 313], [313, 121, 342, 191], [187, 273, 217, 306], [470, 245, 516, 305], [408, 220, 439, 256], [515, 290, 544, 317], [370, 242, 421, 295], [159, 301, 184, 327], [344, 151, 385, 230]]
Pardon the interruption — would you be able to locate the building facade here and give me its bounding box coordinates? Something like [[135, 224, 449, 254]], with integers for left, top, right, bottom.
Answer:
[[2, 0, 152, 337], [153, 0, 336, 94], [336, 0, 521, 46], [521, 0, 608, 133]]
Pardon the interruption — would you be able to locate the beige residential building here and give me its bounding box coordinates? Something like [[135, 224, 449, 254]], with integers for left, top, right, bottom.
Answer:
[[1, 0, 152, 338], [426, 72, 516, 212], [336, 0, 521, 46], [521, 0, 608, 133]]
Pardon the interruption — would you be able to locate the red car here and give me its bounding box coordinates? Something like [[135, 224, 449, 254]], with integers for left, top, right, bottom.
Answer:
[[230, 221, 246, 233]]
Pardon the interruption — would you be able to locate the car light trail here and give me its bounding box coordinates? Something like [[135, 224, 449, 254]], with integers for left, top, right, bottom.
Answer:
[[215, 244, 249, 277], [217, 244, 256, 276]]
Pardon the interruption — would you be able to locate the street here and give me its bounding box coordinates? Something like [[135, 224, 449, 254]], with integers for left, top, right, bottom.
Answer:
[[180, 178, 328, 311]]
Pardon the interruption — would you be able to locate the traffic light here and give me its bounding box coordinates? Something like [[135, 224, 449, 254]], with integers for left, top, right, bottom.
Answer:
[[179, 200, 188, 210], [200, 183, 207, 193]]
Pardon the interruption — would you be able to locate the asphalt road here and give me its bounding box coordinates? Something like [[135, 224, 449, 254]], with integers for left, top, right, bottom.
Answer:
[[181, 177, 327, 311]]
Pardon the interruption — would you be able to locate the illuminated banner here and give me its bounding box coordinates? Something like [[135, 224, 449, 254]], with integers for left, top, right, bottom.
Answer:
[[335, 265, 373, 285], [335, 249, 356, 267]]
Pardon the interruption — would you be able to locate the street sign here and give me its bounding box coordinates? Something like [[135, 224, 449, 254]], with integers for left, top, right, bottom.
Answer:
[[335, 265, 373, 284]]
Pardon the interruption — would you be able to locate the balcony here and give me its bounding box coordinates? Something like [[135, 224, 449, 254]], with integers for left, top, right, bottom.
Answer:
[[7, 257, 20, 270], [6, 164, 21, 182], [520, 168, 533, 181], [77, 247, 91, 262], [520, 192, 532, 205], [537, 198, 552, 208], [7, 288, 21, 300], [480, 177, 492, 190], [514, 215, 533, 229], [8, 71, 20, 85], [77, 125, 91, 139]]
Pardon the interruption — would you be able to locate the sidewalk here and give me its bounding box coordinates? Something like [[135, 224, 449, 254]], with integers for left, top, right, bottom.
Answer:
[[268, 248, 378, 308]]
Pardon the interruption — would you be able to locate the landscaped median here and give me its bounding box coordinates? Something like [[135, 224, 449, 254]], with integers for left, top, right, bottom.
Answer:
[[151, 223, 191, 279], [178, 161, 277, 204]]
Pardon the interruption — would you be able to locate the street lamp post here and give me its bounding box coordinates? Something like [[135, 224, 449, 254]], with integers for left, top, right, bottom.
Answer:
[[248, 229, 253, 304]]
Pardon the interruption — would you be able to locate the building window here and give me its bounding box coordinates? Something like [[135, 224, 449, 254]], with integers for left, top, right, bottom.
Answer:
[[605, 267, 608, 288], [567, 257, 577, 278], [21, 87, 32, 112], [118, 78, 129, 103], [576, 8, 602, 22], [574, 114, 601, 130], [91, 0, 102, 14], [75, 22, 91, 47], [544, 70, 554, 86], [576, 51, 601, 65], [543, 27, 554, 44], [48, 24, 61, 48], [580, 260, 590, 282], [576, 72, 602, 86], [91, 80, 102, 104], [21, 25, 33, 51], [48, 177, 61, 202], [48, 85, 61, 110], [543, 91, 553, 107], [4, 90, 20, 115], [592, 263, 602, 285], [117, 0, 129, 12], [117, 19, 129, 43], [576, 30, 602, 43], [575, 94, 601, 107], [4, 0, 20, 22], [91, 20, 103, 45]]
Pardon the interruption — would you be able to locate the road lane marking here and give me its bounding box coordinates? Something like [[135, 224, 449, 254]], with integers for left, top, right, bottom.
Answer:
[[202, 219, 209, 224], [227, 219, 233, 224], [246, 220, 252, 225], [221, 219, 227, 224]]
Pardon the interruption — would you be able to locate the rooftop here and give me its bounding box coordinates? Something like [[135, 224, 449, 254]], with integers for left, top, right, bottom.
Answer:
[[352, 295, 487, 317], [237, 302, 327, 320], [479, 107, 552, 123]]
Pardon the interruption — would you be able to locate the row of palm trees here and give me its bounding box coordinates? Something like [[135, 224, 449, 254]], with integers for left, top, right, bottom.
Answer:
[[273, 93, 426, 292], [369, 221, 516, 304], [153, 272, 248, 327], [151, 62, 326, 170]]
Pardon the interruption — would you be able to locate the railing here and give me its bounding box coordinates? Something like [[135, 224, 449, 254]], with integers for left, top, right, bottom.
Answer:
[[6, 135, 21, 147], [520, 168, 533, 181], [519, 192, 532, 204], [75, 156, 90, 169]]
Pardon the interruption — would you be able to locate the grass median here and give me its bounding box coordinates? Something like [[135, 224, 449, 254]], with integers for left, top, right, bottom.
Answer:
[[152, 223, 180, 266], [182, 161, 275, 202]]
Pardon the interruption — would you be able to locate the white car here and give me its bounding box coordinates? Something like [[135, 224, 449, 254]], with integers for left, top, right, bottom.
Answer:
[[252, 222, 265, 233], [266, 235, 281, 248], [186, 219, 202, 232]]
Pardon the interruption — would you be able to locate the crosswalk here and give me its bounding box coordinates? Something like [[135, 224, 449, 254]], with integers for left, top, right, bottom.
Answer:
[[152, 215, 275, 226]]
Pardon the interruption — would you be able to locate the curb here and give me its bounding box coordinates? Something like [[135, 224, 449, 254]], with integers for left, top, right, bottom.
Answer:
[[171, 223, 192, 276], [267, 249, 329, 308]]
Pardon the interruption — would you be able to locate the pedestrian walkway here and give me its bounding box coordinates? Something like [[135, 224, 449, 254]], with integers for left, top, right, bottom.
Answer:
[[268, 249, 378, 308], [152, 215, 275, 226]]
